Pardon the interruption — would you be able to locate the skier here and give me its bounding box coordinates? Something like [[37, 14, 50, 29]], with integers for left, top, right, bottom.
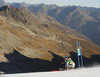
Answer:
[[67, 58, 75, 69], [63, 56, 75, 70]]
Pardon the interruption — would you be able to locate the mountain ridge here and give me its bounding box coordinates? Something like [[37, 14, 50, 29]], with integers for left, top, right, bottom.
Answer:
[[1, 2, 99, 45], [0, 5, 100, 60], [8, 3, 99, 46]]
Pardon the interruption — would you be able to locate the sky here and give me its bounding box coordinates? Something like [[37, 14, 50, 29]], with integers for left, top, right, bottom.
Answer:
[[4, 0, 100, 8]]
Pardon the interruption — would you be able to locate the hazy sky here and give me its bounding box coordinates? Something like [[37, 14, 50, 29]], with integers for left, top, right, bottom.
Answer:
[[4, 0, 100, 8]]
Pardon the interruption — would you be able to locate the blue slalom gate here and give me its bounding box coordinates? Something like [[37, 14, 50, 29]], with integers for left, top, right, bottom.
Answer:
[[76, 41, 83, 68]]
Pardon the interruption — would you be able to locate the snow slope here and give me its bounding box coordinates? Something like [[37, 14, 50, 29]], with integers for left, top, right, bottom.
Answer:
[[0, 66, 100, 77]]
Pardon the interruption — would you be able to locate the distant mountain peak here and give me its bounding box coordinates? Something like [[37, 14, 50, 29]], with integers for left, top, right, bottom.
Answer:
[[0, 0, 6, 6], [0, 5, 32, 25], [37, 3, 45, 6]]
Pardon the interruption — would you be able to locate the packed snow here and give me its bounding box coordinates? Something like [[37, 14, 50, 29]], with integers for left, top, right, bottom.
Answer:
[[0, 66, 100, 77]]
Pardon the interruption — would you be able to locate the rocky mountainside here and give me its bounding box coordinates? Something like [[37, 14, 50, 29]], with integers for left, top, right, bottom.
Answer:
[[47, 6, 100, 46], [9, 3, 100, 46], [0, 5, 100, 73]]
